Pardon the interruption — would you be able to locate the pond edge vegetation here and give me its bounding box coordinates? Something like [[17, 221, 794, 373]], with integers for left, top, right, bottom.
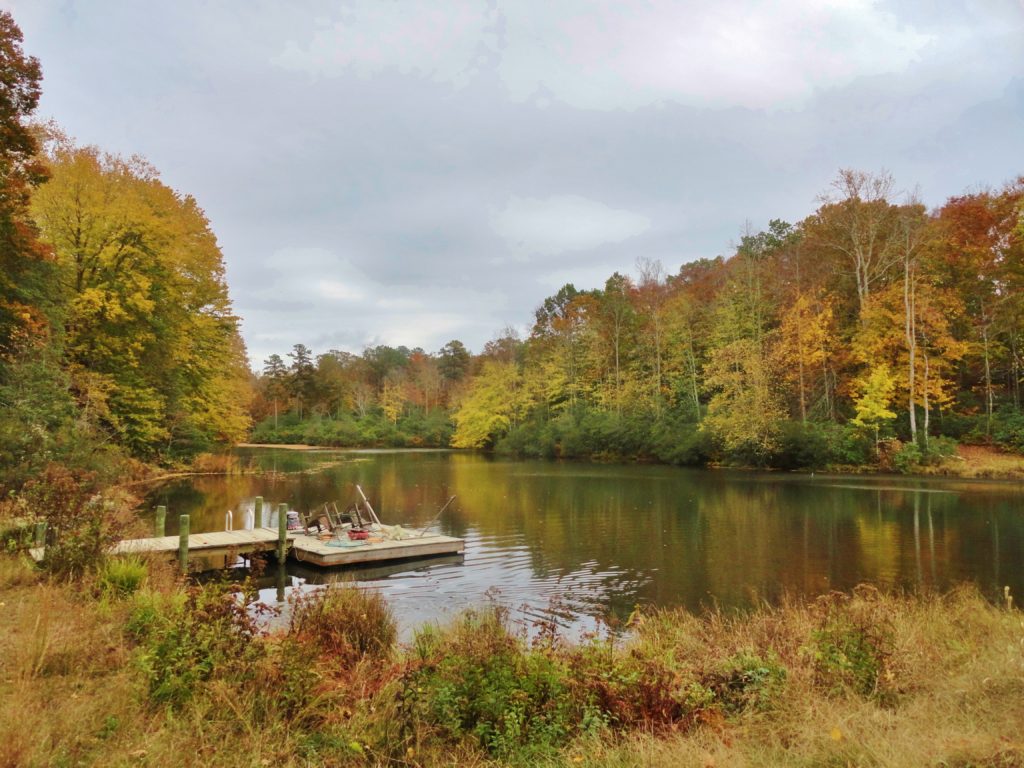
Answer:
[[1, 550, 1023, 767]]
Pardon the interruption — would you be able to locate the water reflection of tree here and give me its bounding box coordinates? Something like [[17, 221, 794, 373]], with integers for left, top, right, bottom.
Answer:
[[144, 452, 1022, 615]]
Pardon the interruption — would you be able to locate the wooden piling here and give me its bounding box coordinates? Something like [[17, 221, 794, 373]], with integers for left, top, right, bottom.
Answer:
[[179, 514, 190, 573], [277, 503, 288, 561], [33, 520, 47, 547], [155, 505, 166, 537], [254, 496, 263, 528]]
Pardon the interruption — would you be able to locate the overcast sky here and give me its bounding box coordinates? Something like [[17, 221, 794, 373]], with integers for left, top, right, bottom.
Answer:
[[6, 0, 1024, 364]]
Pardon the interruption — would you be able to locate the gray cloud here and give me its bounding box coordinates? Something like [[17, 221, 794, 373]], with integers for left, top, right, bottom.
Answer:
[[5, 0, 1023, 364]]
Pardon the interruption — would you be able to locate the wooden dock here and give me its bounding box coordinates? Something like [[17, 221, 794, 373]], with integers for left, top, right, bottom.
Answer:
[[60, 526, 466, 568], [288, 532, 464, 567]]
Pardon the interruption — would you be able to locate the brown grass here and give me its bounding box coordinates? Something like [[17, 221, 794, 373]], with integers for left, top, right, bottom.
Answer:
[[571, 588, 1024, 767], [0, 558, 1021, 767], [920, 444, 1024, 480]]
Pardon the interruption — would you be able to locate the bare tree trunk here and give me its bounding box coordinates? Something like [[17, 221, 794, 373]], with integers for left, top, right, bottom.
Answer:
[[1011, 333, 1020, 410], [981, 311, 994, 434], [922, 347, 931, 451], [796, 305, 807, 425], [686, 335, 701, 421], [653, 317, 662, 419], [613, 318, 622, 418], [820, 339, 833, 421], [904, 255, 917, 445], [797, 354, 807, 426]]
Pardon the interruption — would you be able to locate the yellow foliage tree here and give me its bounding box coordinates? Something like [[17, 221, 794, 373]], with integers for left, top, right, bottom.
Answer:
[[31, 140, 251, 455], [774, 293, 834, 424], [851, 365, 897, 450], [703, 338, 785, 461], [451, 360, 530, 448]]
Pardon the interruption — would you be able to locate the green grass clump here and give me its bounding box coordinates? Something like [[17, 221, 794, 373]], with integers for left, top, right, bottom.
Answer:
[[96, 555, 147, 599]]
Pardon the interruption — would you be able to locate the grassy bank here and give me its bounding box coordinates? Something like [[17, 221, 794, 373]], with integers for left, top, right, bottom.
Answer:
[[1, 554, 1022, 767]]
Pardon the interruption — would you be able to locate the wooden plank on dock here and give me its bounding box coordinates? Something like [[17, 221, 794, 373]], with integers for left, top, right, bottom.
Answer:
[[111, 527, 299, 557]]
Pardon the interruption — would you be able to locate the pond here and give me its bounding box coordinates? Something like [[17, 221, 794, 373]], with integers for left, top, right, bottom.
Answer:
[[144, 448, 1024, 637]]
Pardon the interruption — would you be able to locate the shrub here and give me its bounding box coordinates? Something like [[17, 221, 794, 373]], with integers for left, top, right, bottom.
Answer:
[[652, 419, 711, 466], [289, 586, 396, 666], [22, 464, 139, 577], [892, 436, 958, 473], [129, 582, 259, 706], [806, 591, 894, 701], [568, 638, 710, 729], [400, 607, 580, 761], [991, 406, 1024, 452], [709, 650, 787, 713], [773, 422, 873, 469], [892, 441, 923, 473]]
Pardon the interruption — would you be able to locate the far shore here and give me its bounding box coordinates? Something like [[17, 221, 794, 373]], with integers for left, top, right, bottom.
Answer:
[[235, 442, 324, 450], [231, 442, 1024, 482]]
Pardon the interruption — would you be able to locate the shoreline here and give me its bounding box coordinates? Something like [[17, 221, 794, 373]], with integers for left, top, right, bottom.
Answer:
[[230, 442, 1024, 483]]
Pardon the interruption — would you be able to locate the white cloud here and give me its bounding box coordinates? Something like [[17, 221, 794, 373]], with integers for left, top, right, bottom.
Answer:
[[243, 244, 510, 361], [319, 280, 364, 302], [491, 195, 651, 257], [538, 263, 628, 291], [272, 1, 496, 86], [272, 0, 934, 110]]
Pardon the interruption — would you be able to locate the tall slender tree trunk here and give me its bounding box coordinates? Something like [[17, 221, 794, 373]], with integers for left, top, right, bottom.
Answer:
[[613, 322, 621, 417], [685, 333, 701, 421], [820, 340, 833, 421], [981, 311, 994, 434], [904, 256, 917, 445], [922, 347, 931, 451], [795, 307, 807, 425], [653, 318, 662, 419]]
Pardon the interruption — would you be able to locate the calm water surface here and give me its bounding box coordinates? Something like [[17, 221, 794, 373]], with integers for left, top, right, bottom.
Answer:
[[145, 448, 1024, 636]]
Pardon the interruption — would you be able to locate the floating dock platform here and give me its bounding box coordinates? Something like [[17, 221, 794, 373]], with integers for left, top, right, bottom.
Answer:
[[287, 532, 464, 567]]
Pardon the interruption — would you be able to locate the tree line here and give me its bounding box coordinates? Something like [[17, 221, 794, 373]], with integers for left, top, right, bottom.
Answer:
[[253, 169, 1024, 471], [453, 170, 1024, 468], [0, 11, 250, 491]]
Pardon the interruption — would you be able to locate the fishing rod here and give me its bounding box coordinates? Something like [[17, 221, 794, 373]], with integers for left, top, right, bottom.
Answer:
[[418, 495, 456, 537]]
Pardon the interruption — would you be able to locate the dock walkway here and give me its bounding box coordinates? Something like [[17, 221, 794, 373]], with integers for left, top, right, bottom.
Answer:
[[112, 527, 298, 559], [94, 526, 464, 567]]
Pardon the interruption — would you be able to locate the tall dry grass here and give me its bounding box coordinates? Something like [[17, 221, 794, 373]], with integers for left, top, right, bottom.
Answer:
[[0, 554, 1021, 767]]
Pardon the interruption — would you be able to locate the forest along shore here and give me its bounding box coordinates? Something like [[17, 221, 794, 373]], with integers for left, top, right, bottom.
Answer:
[[247, 173, 1024, 479], [231, 441, 1024, 481]]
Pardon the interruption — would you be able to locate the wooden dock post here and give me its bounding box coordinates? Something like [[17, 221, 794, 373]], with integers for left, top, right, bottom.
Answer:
[[33, 520, 47, 547], [277, 503, 288, 561], [179, 514, 190, 572], [254, 496, 263, 528], [155, 505, 166, 537]]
